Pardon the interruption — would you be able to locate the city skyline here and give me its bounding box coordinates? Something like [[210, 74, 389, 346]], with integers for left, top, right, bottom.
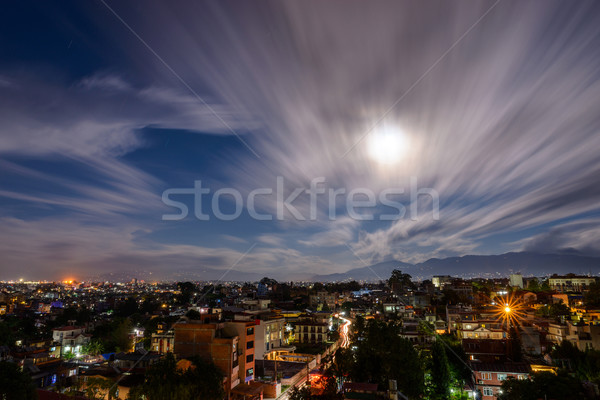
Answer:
[[2, 1, 600, 281]]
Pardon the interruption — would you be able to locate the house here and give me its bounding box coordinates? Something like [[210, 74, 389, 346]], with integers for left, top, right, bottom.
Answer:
[[471, 362, 530, 400], [295, 320, 329, 344], [114, 349, 161, 371], [463, 339, 507, 363], [174, 320, 243, 398], [457, 320, 506, 340], [51, 326, 91, 357], [150, 323, 174, 354], [223, 320, 256, 384], [548, 275, 596, 293]]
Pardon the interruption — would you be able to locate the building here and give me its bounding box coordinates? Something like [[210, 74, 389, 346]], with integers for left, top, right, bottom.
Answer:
[[295, 320, 329, 344], [223, 320, 256, 384], [457, 320, 506, 340], [173, 321, 241, 397], [548, 275, 596, 293], [309, 291, 337, 311], [252, 314, 294, 360], [432, 275, 453, 288], [462, 339, 507, 363], [565, 322, 600, 351], [472, 362, 530, 400], [547, 323, 568, 345], [509, 274, 523, 289], [114, 349, 161, 371], [150, 323, 174, 354], [51, 326, 91, 357]]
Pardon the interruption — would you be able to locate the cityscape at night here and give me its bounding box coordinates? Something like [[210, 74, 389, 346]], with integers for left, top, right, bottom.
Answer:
[[1, 1, 600, 399]]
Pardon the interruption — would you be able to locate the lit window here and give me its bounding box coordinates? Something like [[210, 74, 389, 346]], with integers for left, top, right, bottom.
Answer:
[[483, 387, 493, 396]]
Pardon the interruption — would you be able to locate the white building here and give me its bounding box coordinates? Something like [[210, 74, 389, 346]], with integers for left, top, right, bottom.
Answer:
[[52, 326, 91, 356]]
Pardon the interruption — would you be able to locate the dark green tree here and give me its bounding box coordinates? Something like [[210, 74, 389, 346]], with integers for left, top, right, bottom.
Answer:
[[128, 353, 224, 400], [0, 361, 38, 400], [185, 309, 202, 320], [352, 320, 424, 397], [584, 280, 600, 308], [508, 326, 522, 362], [497, 371, 590, 400], [430, 339, 451, 399], [388, 269, 414, 291]]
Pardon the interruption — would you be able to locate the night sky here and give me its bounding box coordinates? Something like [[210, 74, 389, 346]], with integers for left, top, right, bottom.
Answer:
[[1, 1, 600, 280]]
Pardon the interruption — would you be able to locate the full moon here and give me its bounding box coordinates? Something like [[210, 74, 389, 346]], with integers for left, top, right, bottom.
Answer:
[[367, 128, 408, 165]]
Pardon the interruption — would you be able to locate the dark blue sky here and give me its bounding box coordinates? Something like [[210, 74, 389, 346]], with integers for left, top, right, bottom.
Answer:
[[1, 1, 600, 280]]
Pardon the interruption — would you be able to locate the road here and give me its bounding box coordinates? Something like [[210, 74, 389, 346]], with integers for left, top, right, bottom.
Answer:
[[339, 316, 351, 348]]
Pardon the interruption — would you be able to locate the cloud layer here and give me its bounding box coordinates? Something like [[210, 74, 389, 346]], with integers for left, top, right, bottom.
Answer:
[[1, 1, 600, 279]]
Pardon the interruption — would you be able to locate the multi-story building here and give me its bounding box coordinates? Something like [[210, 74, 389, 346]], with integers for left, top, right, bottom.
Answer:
[[309, 291, 337, 311], [432, 275, 453, 288], [549, 275, 596, 293], [565, 322, 600, 351], [509, 274, 524, 289], [223, 320, 256, 384], [253, 315, 294, 360], [457, 320, 506, 340], [52, 326, 91, 356], [463, 339, 507, 363], [547, 323, 568, 345], [295, 320, 329, 344], [472, 363, 530, 400], [173, 321, 241, 397], [150, 323, 174, 354]]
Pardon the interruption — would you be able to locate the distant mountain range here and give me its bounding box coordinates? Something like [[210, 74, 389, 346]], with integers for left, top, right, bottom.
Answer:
[[87, 252, 600, 283], [310, 252, 600, 282]]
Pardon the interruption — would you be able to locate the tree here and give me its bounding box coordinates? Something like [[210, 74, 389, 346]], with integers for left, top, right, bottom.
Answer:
[[128, 353, 224, 400], [497, 371, 590, 400], [0, 361, 38, 400], [388, 269, 414, 291], [112, 319, 133, 352], [83, 376, 118, 399], [176, 282, 196, 304], [527, 278, 540, 292], [260, 277, 278, 286], [430, 339, 451, 399], [508, 327, 522, 362], [351, 320, 424, 397], [83, 340, 104, 356], [540, 279, 551, 291], [328, 348, 354, 388], [185, 309, 202, 320], [288, 386, 312, 400], [584, 280, 600, 308]]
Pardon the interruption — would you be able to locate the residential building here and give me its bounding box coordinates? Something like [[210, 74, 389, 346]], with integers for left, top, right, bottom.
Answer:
[[432, 275, 453, 288], [509, 274, 523, 289], [295, 320, 329, 344], [472, 363, 530, 400], [150, 323, 174, 354], [547, 323, 568, 345], [457, 320, 506, 340], [223, 320, 256, 384], [252, 314, 295, 360], [462, 339, 507, 363], [566, 322, 600, 351], [309, 291, 337, 311], [173, 321, 241, 397], [51, 326, 91, 356], [548, 275, 596, 293]]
